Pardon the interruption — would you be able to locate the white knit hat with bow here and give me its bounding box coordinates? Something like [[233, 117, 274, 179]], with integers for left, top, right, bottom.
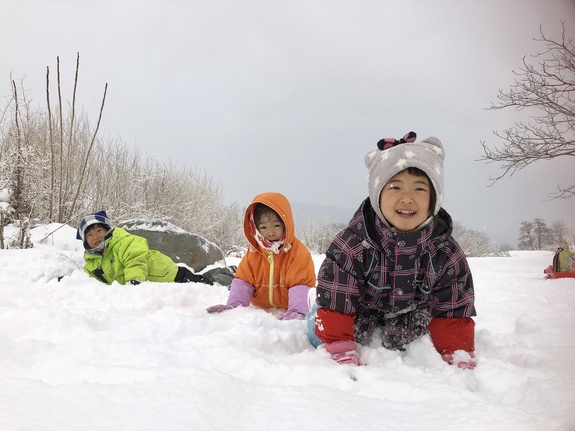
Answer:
[[364, 136, 445, 224]]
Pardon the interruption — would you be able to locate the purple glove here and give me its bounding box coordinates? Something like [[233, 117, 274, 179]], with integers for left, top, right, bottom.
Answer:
[[278, 310, 305, 320], [323, 340, 361, 366], [206, 278, 254, 314], [286, 285, 310, 314], [206, 304, 236, 313], [277, 285, 309, 320], [442, 351, 476, 370]]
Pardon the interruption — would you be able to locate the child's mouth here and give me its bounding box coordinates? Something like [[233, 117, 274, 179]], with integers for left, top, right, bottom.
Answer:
[[396, 209, 416, 217], [395, 210, 416, 219]]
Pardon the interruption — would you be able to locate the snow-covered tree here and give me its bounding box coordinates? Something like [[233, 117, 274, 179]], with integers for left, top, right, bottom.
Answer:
[[0, 188, 12, 249], [452, 221, 492, 257], [1, 56, 244, 253], [301, 218, 345, 254], [549, 219, 571, 250]]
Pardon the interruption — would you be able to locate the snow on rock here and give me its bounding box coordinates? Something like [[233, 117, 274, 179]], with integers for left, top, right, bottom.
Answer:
[[119, 219, 226, 272]]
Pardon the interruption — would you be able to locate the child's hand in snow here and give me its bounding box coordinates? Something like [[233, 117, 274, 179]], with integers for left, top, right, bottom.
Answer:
[[442, 350, 476, 370], [323, 340, 361, 366], [206, 304, 236, 313]]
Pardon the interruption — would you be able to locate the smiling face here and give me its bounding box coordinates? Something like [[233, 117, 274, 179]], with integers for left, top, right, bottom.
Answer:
[[378, 170, 432, 232], [85, 224, 108, 249]]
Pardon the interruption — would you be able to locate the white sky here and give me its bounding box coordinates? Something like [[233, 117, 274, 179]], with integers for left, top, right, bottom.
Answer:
[[1, 0, 574, 246]]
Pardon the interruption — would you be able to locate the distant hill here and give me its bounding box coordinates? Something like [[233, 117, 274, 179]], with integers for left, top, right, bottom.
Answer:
[[291, 201, 356, 230]]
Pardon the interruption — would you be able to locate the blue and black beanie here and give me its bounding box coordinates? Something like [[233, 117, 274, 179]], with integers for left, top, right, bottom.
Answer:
[[76, 210, 114, 250]]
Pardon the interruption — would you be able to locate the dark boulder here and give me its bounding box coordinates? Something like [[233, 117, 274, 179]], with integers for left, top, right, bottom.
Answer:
[[119, 219, 225, 273]]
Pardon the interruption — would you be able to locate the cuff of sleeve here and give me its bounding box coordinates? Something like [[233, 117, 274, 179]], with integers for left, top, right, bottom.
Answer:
[[323, 340, 357, 355], [429, 317, 475, 355], [314, 307, 356, 344]]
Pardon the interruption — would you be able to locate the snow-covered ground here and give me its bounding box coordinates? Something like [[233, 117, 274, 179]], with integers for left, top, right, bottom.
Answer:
[[0, 224, 574, 431]]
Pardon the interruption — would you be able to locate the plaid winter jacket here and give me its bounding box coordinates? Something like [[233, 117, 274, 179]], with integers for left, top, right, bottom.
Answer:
[[315, 198, 476, 353]]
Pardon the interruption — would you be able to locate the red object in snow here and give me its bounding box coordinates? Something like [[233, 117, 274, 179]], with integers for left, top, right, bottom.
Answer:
[[545, 271, 575, 279], [544, 265, 575, 279]]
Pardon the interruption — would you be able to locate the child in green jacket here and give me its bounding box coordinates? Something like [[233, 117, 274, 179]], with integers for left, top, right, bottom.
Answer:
[[76, 210, 211, 286]]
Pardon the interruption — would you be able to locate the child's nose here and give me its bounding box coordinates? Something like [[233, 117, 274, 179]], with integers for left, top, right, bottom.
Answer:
[[400, 193, 414, 203]]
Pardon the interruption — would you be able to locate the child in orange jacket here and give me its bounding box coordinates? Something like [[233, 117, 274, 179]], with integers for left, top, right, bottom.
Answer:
[[207, 192, 316, 320]]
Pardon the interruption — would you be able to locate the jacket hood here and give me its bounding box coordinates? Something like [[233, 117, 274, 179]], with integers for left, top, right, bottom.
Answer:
[[243, 192, 296, 252]]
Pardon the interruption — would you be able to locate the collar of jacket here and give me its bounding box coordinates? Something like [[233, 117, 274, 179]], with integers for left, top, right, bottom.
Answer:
[[354, 198, 453, 253]]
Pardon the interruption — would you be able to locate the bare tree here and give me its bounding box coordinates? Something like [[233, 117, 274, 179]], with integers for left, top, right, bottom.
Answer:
[[10, 79, 26, 219], [518, 221, 535, 250], [533, 218, 552, 250], [518, 218, 554, 250], [480, 22, 575, 199], [68, 82, 108, 219]]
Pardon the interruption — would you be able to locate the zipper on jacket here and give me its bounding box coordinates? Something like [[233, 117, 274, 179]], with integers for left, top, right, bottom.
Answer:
[[267, 251, 276, 307]]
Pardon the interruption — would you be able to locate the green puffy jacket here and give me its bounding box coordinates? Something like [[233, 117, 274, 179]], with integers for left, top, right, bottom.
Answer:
[[83, 227, 179, 284], [553, 249, 575, 273]]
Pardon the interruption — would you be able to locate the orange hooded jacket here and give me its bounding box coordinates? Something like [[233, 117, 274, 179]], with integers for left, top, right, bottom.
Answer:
[[234, 192, 316, 309]]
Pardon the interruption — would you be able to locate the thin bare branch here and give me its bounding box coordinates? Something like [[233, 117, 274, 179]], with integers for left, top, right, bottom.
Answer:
[[46, 66, 55, 221], [69, 83, 108, 217], [57, 56, 64, 223], [480, 22, 575, 199]]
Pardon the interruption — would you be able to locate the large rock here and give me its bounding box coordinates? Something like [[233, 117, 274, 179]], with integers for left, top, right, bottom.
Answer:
[[119, 219, 225, 272]]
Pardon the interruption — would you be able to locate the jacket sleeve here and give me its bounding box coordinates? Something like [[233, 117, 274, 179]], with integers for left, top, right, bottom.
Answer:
[[313, 230, 367, 344], [314, 306, 355, 344], [117, 235, 150, 282], [315, 230, 367, 315], [227, 278, 254, 307], [429, 242, 476, 319], [429, 317, 475, 354], [428, 241, 476, 354]]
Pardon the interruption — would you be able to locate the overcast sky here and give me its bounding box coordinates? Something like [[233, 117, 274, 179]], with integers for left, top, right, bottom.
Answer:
[[1, 0, 573, 246]]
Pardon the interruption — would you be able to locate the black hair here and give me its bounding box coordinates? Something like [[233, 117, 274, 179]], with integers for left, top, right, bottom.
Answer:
[[85, 223, 106, 236], [253, 204, 283, 226]]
